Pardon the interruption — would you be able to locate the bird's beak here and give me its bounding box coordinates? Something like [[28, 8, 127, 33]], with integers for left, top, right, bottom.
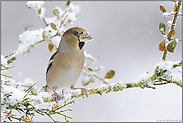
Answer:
[[80, 31, 93, 42]]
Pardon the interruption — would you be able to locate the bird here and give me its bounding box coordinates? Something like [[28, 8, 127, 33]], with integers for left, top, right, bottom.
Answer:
[[46, 27, 93, 103]]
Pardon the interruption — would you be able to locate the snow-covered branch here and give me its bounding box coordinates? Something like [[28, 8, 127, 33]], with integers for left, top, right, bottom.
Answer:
[[6, 1, 80, 64], [1, 1, 182, 122], [1, 54, 182, 121], [71, 60, 182, 98]]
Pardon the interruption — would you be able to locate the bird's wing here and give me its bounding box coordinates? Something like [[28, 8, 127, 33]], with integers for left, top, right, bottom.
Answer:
[[46, 51, 57, 75]]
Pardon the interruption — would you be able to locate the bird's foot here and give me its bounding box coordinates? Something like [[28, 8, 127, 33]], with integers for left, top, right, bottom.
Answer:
[[74, 88, 90, 97], [53, 90, 61, 103]]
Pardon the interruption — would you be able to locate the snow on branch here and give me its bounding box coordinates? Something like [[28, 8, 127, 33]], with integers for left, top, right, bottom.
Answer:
[[6, 1, 81, 64], [72, 60, 182, 98], [1, 57, 182, 121], [1, 1, 182, 122]]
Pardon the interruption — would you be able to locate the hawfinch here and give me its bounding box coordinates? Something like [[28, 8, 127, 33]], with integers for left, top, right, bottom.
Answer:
[[46, 27, 93, 103]]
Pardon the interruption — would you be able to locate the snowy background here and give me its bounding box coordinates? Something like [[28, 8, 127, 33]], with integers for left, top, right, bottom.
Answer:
[[1, 1, 182, 122]]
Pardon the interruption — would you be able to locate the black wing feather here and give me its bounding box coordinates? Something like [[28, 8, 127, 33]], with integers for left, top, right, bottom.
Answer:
[[46, 51, 57, 75], [46, 62, 52, 75]]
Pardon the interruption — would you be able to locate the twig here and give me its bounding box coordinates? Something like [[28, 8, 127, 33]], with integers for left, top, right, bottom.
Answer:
[[52, 112, 72, 119], [1, 64, 14, 70], [34, 39, 45, 45], [162, 1, 182, 60], [168, 1, 182, 41], [50, 14, 69, 39], [93, 74, 108, 84], [45, 112, 59, 122], [42, 17, 48, 27], [52, 99, 75, 112], [4, 52, 16, 58], [1, 74, 12, 78], [59, 14, 68, 28]]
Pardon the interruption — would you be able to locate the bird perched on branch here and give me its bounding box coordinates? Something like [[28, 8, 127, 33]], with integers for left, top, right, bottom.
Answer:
[[46, 27, 93, 103]]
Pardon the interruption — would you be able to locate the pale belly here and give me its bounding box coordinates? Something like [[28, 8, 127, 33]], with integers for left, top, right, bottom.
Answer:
[[46, 51, 84, 92], [46, 67, 82, 92]]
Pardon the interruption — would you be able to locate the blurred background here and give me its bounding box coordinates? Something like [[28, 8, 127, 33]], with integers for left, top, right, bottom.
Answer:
[[1, 1, 182, 122]]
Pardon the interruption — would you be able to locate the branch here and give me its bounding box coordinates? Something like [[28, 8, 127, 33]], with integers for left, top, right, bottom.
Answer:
[[162, 1, 182, 60], [1, 1, 182, 122], [7, 39, 45, 64], [70, 60, 182, 99], [1, 59, 181, 122], [167, 1, 182, 41], [6, 1, 80, 65]]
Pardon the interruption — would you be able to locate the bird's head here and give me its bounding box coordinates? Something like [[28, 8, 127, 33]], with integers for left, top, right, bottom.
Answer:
[[58, 27, 93, 53]]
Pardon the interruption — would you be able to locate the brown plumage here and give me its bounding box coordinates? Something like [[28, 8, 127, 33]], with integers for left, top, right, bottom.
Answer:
[[46, 27, 92, 102]]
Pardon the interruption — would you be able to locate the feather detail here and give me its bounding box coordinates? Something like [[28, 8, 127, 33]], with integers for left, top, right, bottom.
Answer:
[[46, 51, 57, 75], [46, 62, 52, 75]]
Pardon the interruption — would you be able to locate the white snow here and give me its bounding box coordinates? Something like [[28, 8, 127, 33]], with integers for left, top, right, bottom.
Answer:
[[68, 89, 81, 99], [44, 26, 57, 38], [1, 55, 8, 67], [43, 25, 61, 48], [18, 28, 44, 55], [84, 51, 96, 61], [175, 38, 179, 42], [172, 73, 182, 83], [139, 72, 152, 81], [167, 20, 173, 27], [26, 1, 46, 19], [163, 11, 170, 18], [2, 85, 25, 105], [158, 60, 175, 71], [68, 3, 81, 15], [6, 2, 81, 63], [53, 7, 63, 17], [82, 74, 92, 84], [1, 55, 9, 75], [160, 28, 164, 31], [45, 16, 58, 25], [1, 1, 83, 122], [26, 1, 45, 10], [39, 92, 52, 98], [22, 78, 34, 86], [178, 11, 182, 16], [133, 72, 153, 84], [64, 3, 81, 24], [67, 12, 77, 22], [39, 7, 46, 19], [98, 84, 108, 91], [51, 36, 61, 48]]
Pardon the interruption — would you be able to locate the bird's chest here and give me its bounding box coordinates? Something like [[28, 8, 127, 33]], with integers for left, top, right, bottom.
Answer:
[[55, 67, 81, 86], [56, 53, 84, 70], [47, 52, 84, 90]]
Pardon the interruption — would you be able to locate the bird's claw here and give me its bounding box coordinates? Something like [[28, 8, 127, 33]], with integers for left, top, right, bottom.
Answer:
[[53, 90, 61, 103], [74, 88, 90, 97]]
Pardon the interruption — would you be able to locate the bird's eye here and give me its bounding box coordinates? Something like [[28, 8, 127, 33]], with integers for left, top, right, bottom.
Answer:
[[80, 31, 83, 34], [72, 31, 79, 36]]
